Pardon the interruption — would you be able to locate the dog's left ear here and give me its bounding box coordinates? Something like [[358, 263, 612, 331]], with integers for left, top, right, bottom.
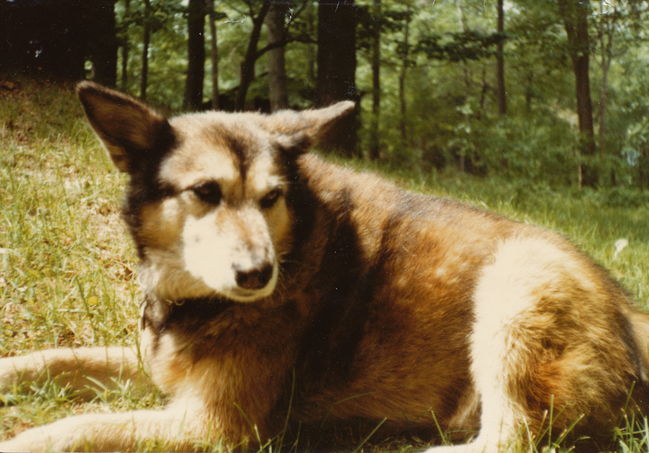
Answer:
[[77, 81, 172, 173], [261, 101, 356, 156]]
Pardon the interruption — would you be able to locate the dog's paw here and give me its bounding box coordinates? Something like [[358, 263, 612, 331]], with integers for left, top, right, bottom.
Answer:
[[0, 423, 86, 452], [0, 430, 54, 452], [0, 437, 30, 452]]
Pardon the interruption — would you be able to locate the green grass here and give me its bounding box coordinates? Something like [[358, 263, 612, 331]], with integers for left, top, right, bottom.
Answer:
[[0, 80, 156, 440], [1, 80, 648, 451]]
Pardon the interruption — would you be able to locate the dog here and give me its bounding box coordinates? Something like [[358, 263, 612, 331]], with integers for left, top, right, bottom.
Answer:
[[1, 81, 648, 452]]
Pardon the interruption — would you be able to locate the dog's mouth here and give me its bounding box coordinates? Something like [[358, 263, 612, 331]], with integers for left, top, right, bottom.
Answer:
[[228, 288, 269, 301]]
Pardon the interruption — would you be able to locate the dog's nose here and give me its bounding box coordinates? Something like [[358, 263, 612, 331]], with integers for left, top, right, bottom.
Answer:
[[235, 263, 274, 290]]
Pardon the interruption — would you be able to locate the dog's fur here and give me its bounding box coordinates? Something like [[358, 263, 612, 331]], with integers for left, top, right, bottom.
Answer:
[[1, 82, 649, 452]]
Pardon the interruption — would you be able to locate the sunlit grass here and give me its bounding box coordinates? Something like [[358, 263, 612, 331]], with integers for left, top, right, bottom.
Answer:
[[0, 80, 150, 441], [1, 80, 648, 451]]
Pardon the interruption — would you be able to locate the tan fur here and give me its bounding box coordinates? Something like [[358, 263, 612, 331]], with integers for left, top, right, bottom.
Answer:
[[1, 82, 648, 452]]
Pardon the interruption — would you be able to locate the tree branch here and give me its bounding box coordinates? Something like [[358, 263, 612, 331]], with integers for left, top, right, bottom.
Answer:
[[256, 33, 316, 60]]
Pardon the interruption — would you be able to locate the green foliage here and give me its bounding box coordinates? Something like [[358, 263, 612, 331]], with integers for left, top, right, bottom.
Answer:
[[104, 0, 649, 189], [414, 30, 506, 62]]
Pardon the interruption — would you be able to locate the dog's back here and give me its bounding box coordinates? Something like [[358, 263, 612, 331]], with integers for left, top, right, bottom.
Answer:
[[291, 156, 649, 444]]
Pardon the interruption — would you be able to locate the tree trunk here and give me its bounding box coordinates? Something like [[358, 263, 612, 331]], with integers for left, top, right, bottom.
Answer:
[[91, 0, 118, 87], [206, 0, 219, 109], [236, 0, 272, 111], [478, 64, 488, 119], [558, 0, 597, 187], [305, 1, 317, 88], [640, 150, 649, 189], [596, 0, 616, 176], [598, 57, 610, 182], [184, 0, 206, 110], [496, 0, 506, 116], [120, 40, 129, 91], [140, 0, 151, 100], [524, 72, 533, 113], [120, 0, 130, 90], [398, 2, 411, 149], [369, 0, 381, 160], [266, 0, 289, 111], [316, 0, 359, 157], [456, 0, 472, 93]]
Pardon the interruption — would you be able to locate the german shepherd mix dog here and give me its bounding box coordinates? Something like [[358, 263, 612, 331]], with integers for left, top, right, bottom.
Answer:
[[1, 82, 648, 452]]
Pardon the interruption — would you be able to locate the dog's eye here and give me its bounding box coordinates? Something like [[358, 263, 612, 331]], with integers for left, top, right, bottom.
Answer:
[[260, 188, 283, 209], [191, 181, 222, 205]]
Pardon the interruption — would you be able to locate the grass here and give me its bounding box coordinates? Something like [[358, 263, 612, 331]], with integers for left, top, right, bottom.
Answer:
[[0, 79, 156, 440], [1, 79, 648, 451]]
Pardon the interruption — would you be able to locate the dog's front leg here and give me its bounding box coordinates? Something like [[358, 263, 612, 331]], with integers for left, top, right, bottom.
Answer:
[[0, 404, 210, 452], [0, 346, 145, 398]]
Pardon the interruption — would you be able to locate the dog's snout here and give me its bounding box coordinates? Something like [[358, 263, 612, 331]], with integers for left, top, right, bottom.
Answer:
[[234, 263, 273, 290]]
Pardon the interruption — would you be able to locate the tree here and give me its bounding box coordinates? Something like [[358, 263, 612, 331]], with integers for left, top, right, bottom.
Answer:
[[370, 0, 382, 160], [593, 0, 620, 161], [236, 0, 272, 110], [184, 0, 206, 110], [119, 0, 131, 90], [88, 0, 118, 87], [316, 0, 359, 156], [557, 0, 597, 187], [496, 0, 506, 115], [397, 1, 412, 149], [304, 1, 317, 87], [140, 0, 151, 100], [206, 0, 220, 109], [266, 0, 289, 111]]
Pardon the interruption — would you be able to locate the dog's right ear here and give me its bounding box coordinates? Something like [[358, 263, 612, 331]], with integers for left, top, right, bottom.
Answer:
[[261, 101, 356, 156], [76, 81, 172, 173]]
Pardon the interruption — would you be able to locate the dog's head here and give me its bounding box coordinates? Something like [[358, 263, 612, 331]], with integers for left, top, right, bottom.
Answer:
[[77, 82, 353, 303]]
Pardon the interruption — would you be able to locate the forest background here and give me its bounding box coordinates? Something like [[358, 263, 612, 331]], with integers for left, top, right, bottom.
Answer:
[[3, 0, 649, 191]]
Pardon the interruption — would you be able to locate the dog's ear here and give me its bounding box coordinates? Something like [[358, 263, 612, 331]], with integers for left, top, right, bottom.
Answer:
[[76, 81, 172, 173], [262, 101, 356, 156]]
